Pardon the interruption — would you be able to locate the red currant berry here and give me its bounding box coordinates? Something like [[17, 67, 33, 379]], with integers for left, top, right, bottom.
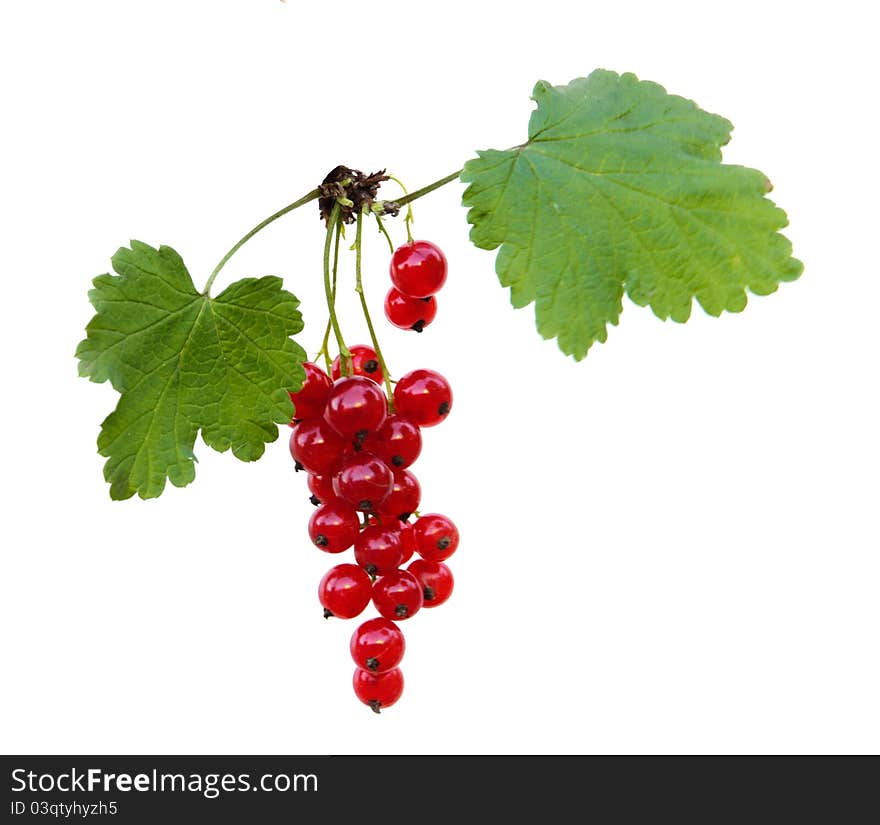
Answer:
[[407, 559, 454, 607], [307, 473, 338, 505], [318, 564, 372, 619], [393, 369, 452, 427], [384, 287, 437, 332], [413, 513, 459, 562], [308, 500, 360, 553], [365, 415, 422, 470], [353, 667, 404, 713], [332, 452, 394, 512], [372, 570, 423, 620], [354, 525, 404, 576], [288, 362, 332, 423], [389, 240, 447, 298], [377, 469, 421, 522], [396, 522, 417, 565], [324, 376, 388, 440], [350, 618, 406, 674], [331, 344, 384, 384], [289, 418, 346, 475]]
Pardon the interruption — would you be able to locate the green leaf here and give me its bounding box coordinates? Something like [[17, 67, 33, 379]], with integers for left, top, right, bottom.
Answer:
[[76, 241, 306, 500], [461, 70, 803, 359]]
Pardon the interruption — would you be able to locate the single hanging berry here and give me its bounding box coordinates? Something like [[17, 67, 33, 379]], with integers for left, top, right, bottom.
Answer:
[[324, 376, 388, 440], [354, 524, 404, 576], [407, 559, 454, 607], [412, 513, 459, 561], [308, 500, 360, 553], [377, 469, 421, 523], [393, 369, 453, 427], [289, 418, 347, 475], [389, 240, 447, 298], [353, 667, 404, 714], [365, 415, 422, 470], [332, 452, 394, 512], [318, 564, 373, 619], [384, 287, 437, 332], [372, 570, 424, 620], [307, 473, 338, 505], [350, 618, 406, 674], [288, 362, 333, 423], [331, 344, 384, 384]]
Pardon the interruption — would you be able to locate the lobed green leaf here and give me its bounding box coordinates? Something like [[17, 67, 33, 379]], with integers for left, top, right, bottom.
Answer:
[[461, 70, 803, 359], [76, 241, 306, 499]]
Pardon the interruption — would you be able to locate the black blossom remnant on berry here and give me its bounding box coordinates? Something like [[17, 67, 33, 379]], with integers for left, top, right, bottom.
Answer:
[[398, 512, 413, 522], [437, 401, 450, 416], [391, 455, 405, 467], [437, 536, 451, 550], [365, 564, 378, 577], [364, 359, 379, 374], [309, 494, 321, 506], [294, 460, 305, 472], [365, 657, 380, 672], [314, 534, 329, 547], [411, 320, 426, 332], [318, 166, 399, 226], [323, 608, 334, 619], [368, 700, 382, 714], [423, 586, 436, 602], [353, 430, 368, 451], [359, 500, 373, 511], [394, 604, 409, 618]]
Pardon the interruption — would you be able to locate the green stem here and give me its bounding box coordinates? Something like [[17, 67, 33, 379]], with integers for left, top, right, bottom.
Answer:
[[317, 224, 342, 373], [393, 169, 461, 209], [374, 214, 396, 254], [387, 174, 415, 242], [203, 188, 319, 295], [323, 203, 349, 371], [355, 210, 395, 405]]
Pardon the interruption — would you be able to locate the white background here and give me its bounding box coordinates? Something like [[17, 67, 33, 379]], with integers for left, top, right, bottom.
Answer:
[[1, 0, 877, 755]]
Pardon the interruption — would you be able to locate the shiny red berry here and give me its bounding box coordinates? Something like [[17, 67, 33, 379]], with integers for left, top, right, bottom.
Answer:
[[308, 500, 360, 553], [288, 362, 333, 423], [365, 415, 422, 470], [389, 240, 447, 298], [331, 345, 384, 384], [413, 513, 459, 562], [332, 452, 394, 512], [318, 564, 372, 619], [307, 473, 338, 505], [289, 418, 346, 475], [377, 469, 421, 522], [350, 618, 406, 673], [353, 667, 404, 713], [372, 570, 423, 620], [393, 369, 452, 427], [324, 376, 388, 440], [384, 287, 437, 332], [354, 525, 404, 576], [407, 559, 454, 607]]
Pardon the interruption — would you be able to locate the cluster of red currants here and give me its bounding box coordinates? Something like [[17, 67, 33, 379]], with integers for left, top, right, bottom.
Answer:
[[287, 346, 457, 713], [383, 240, 447, 332]]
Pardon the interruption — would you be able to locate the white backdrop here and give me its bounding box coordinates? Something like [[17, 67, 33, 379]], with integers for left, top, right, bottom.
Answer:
[[1, 0, 877, 755]]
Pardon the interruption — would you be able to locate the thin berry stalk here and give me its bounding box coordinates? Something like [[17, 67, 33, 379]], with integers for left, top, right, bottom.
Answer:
[[317, 222, 343, 374], [203, 188, 320, 296], [323, 202, 350, 374], [354, 209, 395, 406]]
